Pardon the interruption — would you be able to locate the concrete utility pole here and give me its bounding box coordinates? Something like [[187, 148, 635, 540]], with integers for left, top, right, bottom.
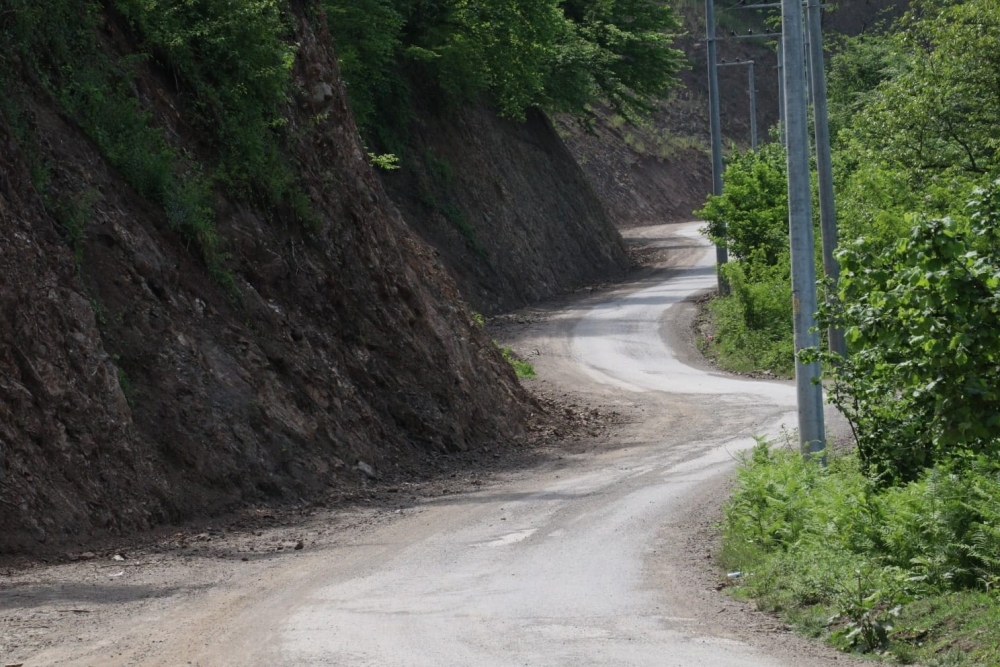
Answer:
[[749, 61, 758, 150], [805, 0, 847, 357], [777, 44, 786, 146], [781, 0, 827, 458], [718, 60, 759, 151], [705, 0, 728, 295]]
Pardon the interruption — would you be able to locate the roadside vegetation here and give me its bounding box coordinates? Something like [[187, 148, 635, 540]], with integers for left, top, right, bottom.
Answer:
[[499, 345, 537, 379], [701, 0, 1000, 662]]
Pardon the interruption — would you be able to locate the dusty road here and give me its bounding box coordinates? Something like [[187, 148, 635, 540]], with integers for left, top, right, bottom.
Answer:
[[3, 222, 859, 666]]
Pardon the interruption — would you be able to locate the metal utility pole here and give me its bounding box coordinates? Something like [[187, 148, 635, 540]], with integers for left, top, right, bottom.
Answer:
[[805, 0, 846, 357], [781, 0, 826, 458], [705, 0, 728, 294], [718, 60, 759, 151]]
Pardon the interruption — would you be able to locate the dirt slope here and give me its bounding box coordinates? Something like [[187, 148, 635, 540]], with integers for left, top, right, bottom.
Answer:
[[0, 7, 530, 554], [381, 92, 630, 316]]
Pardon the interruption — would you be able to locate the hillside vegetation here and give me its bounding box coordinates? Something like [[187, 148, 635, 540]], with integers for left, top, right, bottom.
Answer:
[[0, 0, 685, 553], [700, 0, 1000, 662], [322, 0, 688, 314], [323, 0, 685, 149]]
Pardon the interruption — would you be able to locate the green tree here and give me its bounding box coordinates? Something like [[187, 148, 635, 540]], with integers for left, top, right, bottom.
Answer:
[[844, 0, 1000, 176], [558, 0, 684, 120], [117, 0, 296, 200], [323, 0, 684, 141], [697, 143, 789, 268]]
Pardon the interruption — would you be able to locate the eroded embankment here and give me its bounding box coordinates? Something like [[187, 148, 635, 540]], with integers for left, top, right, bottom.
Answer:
[[0, 4, 534, 554]]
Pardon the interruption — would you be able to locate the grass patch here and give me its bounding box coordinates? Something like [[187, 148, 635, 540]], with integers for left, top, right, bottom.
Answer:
[[496, 343, 537, 379], [721, 441, 1000, 665]]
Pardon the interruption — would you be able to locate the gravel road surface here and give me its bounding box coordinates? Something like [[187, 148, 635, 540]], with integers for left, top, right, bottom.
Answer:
[[4, 222, 861, 667]]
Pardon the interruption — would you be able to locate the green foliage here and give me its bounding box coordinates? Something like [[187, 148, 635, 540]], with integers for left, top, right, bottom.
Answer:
[[696, 144, 795, 376], [499, 344, 537, 379], [723, 442, 1000, 660], [826, 33, 905, 139], [3, 0, 234, 284], [810, 183, 1000, 484], [703, 258, 794, 376], [554, 0, 685, 120], [117, 0, 296, 202], [369, 152, 402, 171], [846, 0, 1000, 177], [323, 0, 684, 145], [697, 143, 789, 267], [323, 0, 406, 136], [712, 6, 1000, 661]]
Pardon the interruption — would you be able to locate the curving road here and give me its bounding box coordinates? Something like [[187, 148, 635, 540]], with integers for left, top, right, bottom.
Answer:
[[25, 223, 855, 667]]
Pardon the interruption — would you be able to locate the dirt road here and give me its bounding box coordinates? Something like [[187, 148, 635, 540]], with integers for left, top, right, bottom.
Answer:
[[3, 222, 860, 666]]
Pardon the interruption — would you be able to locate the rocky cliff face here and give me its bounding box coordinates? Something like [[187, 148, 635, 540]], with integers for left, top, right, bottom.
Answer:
[[0, 8, 528, 554], [380, 93, 630, 316]]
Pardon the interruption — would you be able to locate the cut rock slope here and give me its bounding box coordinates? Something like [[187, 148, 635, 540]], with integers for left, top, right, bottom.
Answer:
[[0, 9, 529, 554]]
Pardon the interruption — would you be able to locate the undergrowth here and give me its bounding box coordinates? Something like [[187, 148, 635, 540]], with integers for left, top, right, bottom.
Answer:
[[3, 0, 238, 283], [698, 259, 794, 377], [722, 441, 1000, 665]]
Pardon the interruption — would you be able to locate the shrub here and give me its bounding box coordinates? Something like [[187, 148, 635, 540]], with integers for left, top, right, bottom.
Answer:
[[812, 182, 1000, 483], [706, 256, 794, 376], [4, 0, 232, 284], [697, 143, 789, 268], [323, 0, 684, 147]]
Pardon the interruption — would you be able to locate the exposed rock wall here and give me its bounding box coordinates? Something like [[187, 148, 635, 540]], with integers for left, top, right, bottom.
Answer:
[[0, 8, 527, 554], [381, 96, 630, 316]]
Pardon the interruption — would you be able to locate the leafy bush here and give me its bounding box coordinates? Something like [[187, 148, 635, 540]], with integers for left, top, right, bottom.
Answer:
[[3, 0, 231, 281], [812, 182, 1000, 484], [117, 0, 296, 201], [324, 0, 407, 140], [698, 142, 789, 267], [696, 144, 796, 375], [705, 257, 794, 376], [844, 0, 1000, 177]]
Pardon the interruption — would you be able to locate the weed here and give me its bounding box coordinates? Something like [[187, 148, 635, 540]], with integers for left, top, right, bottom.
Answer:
[[495, 343, 536, 379], [116, 366, 134, 406], [47, 188, 97, 268], [369, 152, 401, 171]]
